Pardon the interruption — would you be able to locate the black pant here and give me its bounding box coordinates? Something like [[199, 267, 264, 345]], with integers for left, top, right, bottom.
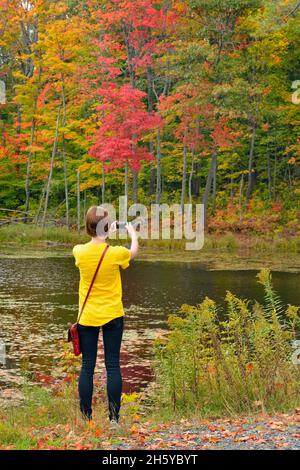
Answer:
[[77, 316, 124, 421]]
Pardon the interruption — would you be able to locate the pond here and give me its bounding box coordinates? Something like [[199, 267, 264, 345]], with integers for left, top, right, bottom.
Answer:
[[0, 255, 299, 396]]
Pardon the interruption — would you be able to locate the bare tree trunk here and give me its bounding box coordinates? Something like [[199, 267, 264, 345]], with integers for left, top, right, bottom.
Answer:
[[35, 181, 47, 225], [83, 190, 87, 218], [246, 121, 257, 202], [42, 106, 61, 229], [202, 151, 217, 214], [239, 173, 244, 221], [156, 127, 161, 205], [101, 163, 105, 204], [149, 165, 155, 196], [132, 170, 138, 204], [193, 161, 201, 197], [212, 152, 218, 212], [187, 151, 195, 223], [188, 150, 195, 206], [77, 170, 80, 234], [24, 118, 35, 222], [125, 162, 129, 200], [181, 141, 188, 211]]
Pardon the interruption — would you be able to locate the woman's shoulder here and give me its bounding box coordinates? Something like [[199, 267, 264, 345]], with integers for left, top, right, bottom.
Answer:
[[109, 245, 130, 254], [108, 245, 131, 269], [72, 242, 90, 256]]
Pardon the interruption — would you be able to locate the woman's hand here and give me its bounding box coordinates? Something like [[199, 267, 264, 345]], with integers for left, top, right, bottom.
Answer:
[[109, 220, 118, 235], [126, 222, 139, 259], [125, 222, 135, 238]]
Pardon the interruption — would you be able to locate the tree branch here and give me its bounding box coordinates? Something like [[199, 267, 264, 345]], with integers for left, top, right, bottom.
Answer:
[[286, 1, 300, 18]]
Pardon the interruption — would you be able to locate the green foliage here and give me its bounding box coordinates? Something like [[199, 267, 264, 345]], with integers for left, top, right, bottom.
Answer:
[[153, 269, 300, 416]]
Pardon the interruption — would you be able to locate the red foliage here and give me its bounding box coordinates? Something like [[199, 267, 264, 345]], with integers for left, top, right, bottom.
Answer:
[[91, 0, 179, 79], [89, 83, 161, 171], [208, 202, 282, 235]]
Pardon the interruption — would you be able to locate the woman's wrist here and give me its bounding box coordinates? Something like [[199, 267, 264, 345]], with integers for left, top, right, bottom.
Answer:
[[127, 224, 138, 258]]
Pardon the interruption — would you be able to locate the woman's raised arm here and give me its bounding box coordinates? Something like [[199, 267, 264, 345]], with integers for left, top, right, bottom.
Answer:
[[126, 222, 139, 259]]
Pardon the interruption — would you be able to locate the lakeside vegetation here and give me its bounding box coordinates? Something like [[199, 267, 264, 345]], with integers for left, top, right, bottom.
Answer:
[[152, 269, 300, 417], [0, 223, 299, 256]]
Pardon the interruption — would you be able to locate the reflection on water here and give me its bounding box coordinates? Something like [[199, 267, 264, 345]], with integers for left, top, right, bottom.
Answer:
[[0, 257, 299, 394]]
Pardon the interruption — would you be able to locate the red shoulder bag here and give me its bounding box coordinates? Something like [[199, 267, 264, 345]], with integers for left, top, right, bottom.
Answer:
[[68, 244, 109, 356]]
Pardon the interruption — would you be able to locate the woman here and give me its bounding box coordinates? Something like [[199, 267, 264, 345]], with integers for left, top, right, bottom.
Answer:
[[73, 206, 138, 423]]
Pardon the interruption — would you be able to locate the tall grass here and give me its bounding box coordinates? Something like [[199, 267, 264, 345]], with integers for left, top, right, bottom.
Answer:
[[152, 269, 300, 418], [0, 382, 89, 449], [0, 223, 87, 245], [0, 223, 299, 254], [0, 358, 140, 449]]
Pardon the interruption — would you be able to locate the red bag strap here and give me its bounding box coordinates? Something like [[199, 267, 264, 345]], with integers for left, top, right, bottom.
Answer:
[[77, 244, 109, 323]]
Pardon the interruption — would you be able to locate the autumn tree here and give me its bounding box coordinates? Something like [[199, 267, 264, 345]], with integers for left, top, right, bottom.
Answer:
[[89, 82, 160, 203]]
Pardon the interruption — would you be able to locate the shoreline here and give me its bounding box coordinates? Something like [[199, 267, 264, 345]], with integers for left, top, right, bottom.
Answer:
[[0, 224, 299, 271], [0, 243, 299, 272]]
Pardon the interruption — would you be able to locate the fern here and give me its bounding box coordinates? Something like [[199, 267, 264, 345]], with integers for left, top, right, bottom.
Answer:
[[256, 268, 284, 318]]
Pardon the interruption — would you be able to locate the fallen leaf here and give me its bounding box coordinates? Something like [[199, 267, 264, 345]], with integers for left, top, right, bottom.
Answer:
[[234, 435, 258, 442], [94, 428, 104, 438], [201, 434, 221, 443]]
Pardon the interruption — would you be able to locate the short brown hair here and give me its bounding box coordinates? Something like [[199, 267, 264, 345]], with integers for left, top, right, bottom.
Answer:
[[85, 206, 109, 237]]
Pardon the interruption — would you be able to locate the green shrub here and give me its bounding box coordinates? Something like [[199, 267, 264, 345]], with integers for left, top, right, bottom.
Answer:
[[153, 269, 300, 417]]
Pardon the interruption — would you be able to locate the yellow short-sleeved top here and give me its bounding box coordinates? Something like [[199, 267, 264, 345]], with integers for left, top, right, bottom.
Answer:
[[73, 242, 131, 327]]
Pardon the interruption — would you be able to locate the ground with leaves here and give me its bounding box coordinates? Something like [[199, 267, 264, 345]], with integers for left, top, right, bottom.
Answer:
[[0, 383, 299, 450], [109, 414, 300, 450]]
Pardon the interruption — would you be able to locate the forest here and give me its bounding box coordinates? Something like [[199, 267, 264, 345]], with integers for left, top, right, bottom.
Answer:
[[0, 0, 299, 234]]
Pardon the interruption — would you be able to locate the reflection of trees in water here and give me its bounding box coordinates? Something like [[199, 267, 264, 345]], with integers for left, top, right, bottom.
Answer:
[[96, 341, 154, 393]]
